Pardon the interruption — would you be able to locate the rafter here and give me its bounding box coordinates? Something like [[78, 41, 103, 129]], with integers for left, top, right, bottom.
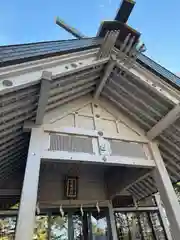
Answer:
[[147, 104, 180, 140], [35, 71, 52, 125], [94, 60, 115, 99]]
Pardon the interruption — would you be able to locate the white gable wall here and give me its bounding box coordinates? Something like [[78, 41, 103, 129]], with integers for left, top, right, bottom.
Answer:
[[36, 95, 152, 204], [43, 95, 147, 142]]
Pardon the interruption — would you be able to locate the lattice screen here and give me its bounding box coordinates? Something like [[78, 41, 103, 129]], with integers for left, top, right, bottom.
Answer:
[[108, 139, 147, 159], [49, 133, 93, 154]]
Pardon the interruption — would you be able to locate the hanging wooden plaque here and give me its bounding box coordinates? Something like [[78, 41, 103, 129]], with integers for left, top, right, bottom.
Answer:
[[65, 176, 78, 199]]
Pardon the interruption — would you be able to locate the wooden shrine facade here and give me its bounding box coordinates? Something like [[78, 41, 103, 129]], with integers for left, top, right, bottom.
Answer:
[[13, 95, 180, 240], [1, 2, 180, 238]]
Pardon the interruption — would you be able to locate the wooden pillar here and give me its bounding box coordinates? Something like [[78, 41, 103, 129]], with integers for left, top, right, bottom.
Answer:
[[108, 202, 118, 240], [87, 212, 93, 240], [154, 193, 173, 240], [47, 212, 51, 240], [146, 213, 157, 240], [68, 212, 74, 240], [82, 212, 89, 240], [150, 142, 180, 240], [15, 128, 43, 240], [106, 209, 113, 240]]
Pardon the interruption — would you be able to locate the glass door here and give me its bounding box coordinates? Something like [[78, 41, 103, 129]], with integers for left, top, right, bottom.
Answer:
[[50, 214, 68, 240], [114, 211, 167, 240], [33, 208, 112, 240]]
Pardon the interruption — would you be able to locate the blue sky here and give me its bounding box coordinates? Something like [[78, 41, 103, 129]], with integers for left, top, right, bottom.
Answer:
[[0, 0, 179, 73]]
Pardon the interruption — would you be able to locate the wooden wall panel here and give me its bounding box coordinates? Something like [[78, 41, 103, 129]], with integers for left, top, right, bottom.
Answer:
[[44, 96, 146, 143], [38, 163, 108, 203]]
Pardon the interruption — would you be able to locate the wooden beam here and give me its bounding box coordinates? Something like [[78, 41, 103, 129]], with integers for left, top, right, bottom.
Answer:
[[0, 210, 18, 216], [55, 16, 86, 39], [147, 104, 180, 140], [35, 71, 52, 125], [107, 168, 150, 198], [113, 206, 158, 212], [43, 124, 148, 143], [23, 121, 38, 132], [94, 60, 115, 99], [115, 0, 135, 23], [42, 151, 155, 168]]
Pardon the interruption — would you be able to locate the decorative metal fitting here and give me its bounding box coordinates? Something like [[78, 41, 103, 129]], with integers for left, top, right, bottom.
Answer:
[[2, 80, 13, 87], [71, 63, 78, 68], [98, 131, 103, 136]]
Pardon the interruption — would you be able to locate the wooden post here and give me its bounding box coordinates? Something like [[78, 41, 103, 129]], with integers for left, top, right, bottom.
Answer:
[[82, 212, 89, 240], [15, 128, 43, 240], [155, 193, 173, 240], [108, 201, 118, 240], [87, 212, 93, 240], [47, 212, 51, 240], [150, 141, 180, 240], [68, 212, 74, 240]]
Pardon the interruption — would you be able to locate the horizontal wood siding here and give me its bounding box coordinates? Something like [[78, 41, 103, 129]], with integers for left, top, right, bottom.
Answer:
[[38, 163, 107, 202]]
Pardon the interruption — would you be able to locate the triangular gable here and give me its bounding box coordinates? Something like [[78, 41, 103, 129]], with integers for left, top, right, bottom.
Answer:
[[44, 96, 147, 142]]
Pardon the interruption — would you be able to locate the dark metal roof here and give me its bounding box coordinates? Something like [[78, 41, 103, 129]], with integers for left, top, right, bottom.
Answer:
[[137, 54, 180, 87], [0, 38, 102, 67], [1, 38, 180, 89]]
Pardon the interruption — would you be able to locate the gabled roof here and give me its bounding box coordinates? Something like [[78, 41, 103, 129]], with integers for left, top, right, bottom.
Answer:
[[0, 37, 180, 205], [137, 54, 180, 88], [0, 38, 102, 67], [1, 37, 180, 87], [101, 62, 180, 198], [0, 45, 107, 190]]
